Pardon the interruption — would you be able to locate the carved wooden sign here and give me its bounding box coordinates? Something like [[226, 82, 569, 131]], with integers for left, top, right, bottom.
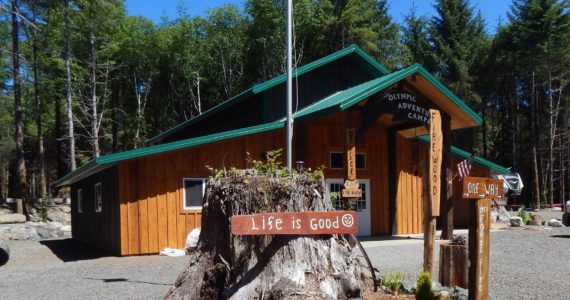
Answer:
[[343, 128, 362, 198], [463, 176, 503, 300], [231, 211, 358, 235], [462, 177, 504, 200], [429, 109, 442, 216]]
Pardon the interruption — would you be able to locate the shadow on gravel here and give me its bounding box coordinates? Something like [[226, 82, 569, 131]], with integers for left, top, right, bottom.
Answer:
[[550, 235, 570, 239], [40, 238, 115, 262], [84, 277, 171, 286]]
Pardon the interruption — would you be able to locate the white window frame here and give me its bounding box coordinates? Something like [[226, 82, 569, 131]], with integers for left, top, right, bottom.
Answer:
[[77, 189, 83, 213], [95, 182, 102, 213], [182, 178, 206, 210], [329, 151, 367, 170]]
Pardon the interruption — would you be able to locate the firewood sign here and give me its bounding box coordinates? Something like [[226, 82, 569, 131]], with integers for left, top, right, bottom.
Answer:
[[231, 211, 358, 235], [462, 176, 503, 300], [343, 128, 362, 198]]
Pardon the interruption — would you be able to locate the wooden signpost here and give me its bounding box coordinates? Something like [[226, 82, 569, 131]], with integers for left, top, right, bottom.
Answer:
[[231, 211, 358, 235], [462, 176, 503, 300], [343, 128, 362, 198]]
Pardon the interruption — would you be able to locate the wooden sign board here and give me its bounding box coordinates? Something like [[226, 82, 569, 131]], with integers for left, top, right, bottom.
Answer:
[[468, 199, 491, 300], [342, 179, 362, 198], [231, 211, 357, 235], [462, 177, 504, 200], [344, 127, 361, 198], [429, 109, 442, 216]]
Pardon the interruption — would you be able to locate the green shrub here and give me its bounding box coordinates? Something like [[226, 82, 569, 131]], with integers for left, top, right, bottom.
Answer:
[[381, 270, 405, 294], [416, 271, 435, 300]]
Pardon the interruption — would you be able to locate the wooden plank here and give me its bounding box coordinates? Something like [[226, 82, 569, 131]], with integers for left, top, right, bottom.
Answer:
[[176, 153, 188, 249], [463, 177, 504, 200], [127, 162, 139, 255], [138, 159, 149, 254], [231, 211, 357, 235], [147, 157, 159, 253], [167, 156, 178, 248], [429, 109, 442, 217], [157, 156, 168, 250], [468, 198, 491, 300], [119, 163, 129, 255]]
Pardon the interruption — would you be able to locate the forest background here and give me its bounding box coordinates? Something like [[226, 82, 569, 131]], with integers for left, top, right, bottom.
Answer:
[[1, 0, 568, 209]]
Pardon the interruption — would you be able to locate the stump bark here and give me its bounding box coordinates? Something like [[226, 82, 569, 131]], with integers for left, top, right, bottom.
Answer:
[[439, 244, 468, 288], [164, 171, 372, 299]]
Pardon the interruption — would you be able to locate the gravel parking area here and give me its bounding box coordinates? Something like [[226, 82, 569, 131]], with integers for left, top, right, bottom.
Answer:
[[362, 210, 570, 299], [0, 239, 189, 299]]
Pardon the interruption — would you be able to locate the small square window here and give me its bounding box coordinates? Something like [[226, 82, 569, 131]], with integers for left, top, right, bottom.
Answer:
[[77, 189, 83, 213], [183, 179, 205, 209], [330, 152, 343, 169], [356, 153, 366, 170], [95, 183, 102, 212]]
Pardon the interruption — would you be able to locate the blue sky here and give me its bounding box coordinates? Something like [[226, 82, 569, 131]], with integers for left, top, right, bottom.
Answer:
[[125, 0, 512, 33]]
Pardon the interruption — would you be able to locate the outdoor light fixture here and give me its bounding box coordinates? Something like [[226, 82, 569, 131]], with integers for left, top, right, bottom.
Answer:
[[295, 161, 304, 171]]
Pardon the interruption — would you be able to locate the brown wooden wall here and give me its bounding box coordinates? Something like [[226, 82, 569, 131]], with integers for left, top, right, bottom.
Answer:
[[118, 129, 286, 255]]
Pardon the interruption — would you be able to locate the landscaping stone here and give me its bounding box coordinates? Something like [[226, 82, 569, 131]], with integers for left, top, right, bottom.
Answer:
[[185, 228, 200, 249], [47, 211, 70, 225], [548, 219, 563, 227], [510, 216, 523, 227], [60, 225, 71, 232], [451, 286, 468, 300], [401, 280, 415, 294], [0, 214, 26, 224]]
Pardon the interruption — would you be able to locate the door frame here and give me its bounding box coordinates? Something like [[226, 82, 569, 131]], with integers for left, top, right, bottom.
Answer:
[[325, 178, 371, 236]]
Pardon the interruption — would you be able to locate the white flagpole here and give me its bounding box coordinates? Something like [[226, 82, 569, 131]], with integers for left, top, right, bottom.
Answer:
[[286, 0, 293, 171]]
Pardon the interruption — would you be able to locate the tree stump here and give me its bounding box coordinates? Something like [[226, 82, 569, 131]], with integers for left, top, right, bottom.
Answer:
[[439, 243, 468, 288], [164, 171, 372, 299]]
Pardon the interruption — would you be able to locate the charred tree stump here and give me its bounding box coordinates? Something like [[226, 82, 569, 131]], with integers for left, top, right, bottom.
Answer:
[[164, 171, 373, 299], [439, 243, 469, 288]]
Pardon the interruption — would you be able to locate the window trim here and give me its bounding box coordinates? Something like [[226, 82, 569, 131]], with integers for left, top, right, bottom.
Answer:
[[94, 182, 102, 213], [77, 188, 83, 213], [329, 151, 367, 170], [182, 178, 206, 211]]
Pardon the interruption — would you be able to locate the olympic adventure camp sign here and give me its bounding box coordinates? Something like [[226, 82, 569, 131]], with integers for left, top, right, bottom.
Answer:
[[231, 211, 358, 235], [382, 91, 430, 124]]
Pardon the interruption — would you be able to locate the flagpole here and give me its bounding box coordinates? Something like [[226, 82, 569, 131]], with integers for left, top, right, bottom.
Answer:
[[286, 0, 293, 171]]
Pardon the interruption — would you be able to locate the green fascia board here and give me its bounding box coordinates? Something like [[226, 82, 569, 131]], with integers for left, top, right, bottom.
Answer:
[[416, 135, 511, 174], [55, 120, 285, 186], [147, 89, 254, 143], [148, 44, 389, 143]]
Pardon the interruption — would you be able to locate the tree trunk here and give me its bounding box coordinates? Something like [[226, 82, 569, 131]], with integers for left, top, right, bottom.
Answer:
[[164, 172, 372, 299], [64, 0, 76, 171], [531, 72, 541, 209], [31, 5, 46, 199], [88, 10, 100, 158], [11, 0, 28, 214]]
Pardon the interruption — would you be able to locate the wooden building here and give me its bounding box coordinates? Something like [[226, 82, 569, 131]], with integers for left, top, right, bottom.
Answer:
[[55, 45, 510, 255]]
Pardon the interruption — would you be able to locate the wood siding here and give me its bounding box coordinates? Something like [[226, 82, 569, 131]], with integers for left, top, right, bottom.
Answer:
[[71, 165, 121, 253]]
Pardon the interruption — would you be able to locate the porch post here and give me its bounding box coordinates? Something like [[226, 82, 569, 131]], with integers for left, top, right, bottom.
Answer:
[[440, 115, 454, 239]]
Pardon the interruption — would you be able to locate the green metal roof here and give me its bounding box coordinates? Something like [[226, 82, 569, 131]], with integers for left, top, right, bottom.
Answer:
[[148, 44, 389, 143], [416, 135, 511, 174], [54, 120, 285, 186]]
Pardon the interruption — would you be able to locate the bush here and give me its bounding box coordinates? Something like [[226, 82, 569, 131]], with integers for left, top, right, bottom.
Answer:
[[416, 271, 435, 300], [381, 270, 405, 294]]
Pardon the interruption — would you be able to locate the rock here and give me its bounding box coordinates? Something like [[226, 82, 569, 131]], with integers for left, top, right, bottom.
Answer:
[[510, 216, 523, 227], [451, 286, 469, 300], [401, 281, 416, 294], [47, 211, 70, 225], [185, 228, 200, 249], [60, 225, 72, 232], [48, 221, 63, 229], [9, 226, 39, 240], [37, 228, 55, 239], [548, 219, 563, 227], [0, 214, 26, 224], [437, 290, 451, 299], [432, 281, 443, 292]]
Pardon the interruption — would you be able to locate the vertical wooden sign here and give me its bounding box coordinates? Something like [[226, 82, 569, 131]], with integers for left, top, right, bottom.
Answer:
[[468, 198, 491, 300], [429, 109, 442, 217], [343, 128, 362, 198]]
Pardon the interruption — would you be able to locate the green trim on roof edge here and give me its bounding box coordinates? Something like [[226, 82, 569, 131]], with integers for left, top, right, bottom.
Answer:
[[148, 44, 388, 143], [54, 120, 285, 186], [416, 135, 511, 174]]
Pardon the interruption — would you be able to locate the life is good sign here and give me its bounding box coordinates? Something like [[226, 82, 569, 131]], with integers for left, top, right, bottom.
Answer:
[[231, 211, 357, 235]]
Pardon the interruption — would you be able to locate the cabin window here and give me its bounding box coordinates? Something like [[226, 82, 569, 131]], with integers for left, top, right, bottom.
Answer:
[[183, 178, 206, 210], [77, 189, 83, 213], [329, 152, 366, 170], [95, 183, 102, 212]]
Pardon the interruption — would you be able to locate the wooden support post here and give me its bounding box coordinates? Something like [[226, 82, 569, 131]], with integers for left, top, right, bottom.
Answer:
[[423, 169, 436, 275], [441, 115, 454, 240], [468, 198, 491, 300]]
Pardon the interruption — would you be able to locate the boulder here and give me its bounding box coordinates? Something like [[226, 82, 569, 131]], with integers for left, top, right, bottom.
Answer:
[[185, 228, 200, 249], [60, 225, 72, 232], [510, 216, 523, 227], [9, 226, 39, 240], [548, 219, 563, 227], [451, 286, 469, 300], [47, 211, 70, 225], [0, 214, 26, 224]]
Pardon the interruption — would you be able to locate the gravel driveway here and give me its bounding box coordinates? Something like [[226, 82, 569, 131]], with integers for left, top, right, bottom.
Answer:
[[362, 210, 570, 299], [0, 239, 189, 299]]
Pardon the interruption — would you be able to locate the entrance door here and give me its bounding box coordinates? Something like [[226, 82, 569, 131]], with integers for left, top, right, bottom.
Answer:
[[325, 179, 371, 236]]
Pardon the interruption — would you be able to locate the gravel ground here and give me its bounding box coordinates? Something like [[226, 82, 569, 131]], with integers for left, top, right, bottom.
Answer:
[[0, 239, 189, 299], [362, 209, 570, 300]]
